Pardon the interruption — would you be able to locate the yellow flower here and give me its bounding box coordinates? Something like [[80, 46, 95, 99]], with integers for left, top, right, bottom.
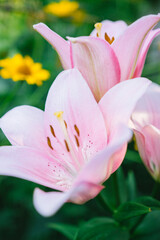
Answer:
[[0, 54, 50, 86], [44, 0, 79, 18], [72, 9, 87, 24]]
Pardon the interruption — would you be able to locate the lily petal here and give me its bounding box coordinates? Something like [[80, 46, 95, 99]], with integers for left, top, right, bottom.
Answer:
[[45, 69, 107, 163], [0, 106, 47, 151], [134, 125, 160, 179], [91, 20, 128, 40], [99, 77, 151, 141], [75, 125, 132, 184], [68, 36, 120, 101], [133, 29, 160, 78], [112, 14, 160, 81], [33, 188, 69, 217], [33, 181, 103, 217], [33, 23, 71, 69], [132, 83, 160, 129], [0, 146, 66, 191]]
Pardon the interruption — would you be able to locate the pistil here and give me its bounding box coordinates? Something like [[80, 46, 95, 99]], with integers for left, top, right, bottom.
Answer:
[[94, 22, 102, 37]]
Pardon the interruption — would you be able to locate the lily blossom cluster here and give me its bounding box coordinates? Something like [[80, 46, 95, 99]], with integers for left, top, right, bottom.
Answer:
[[131, 83, 160, 182], [33, 14, 160, 101], [0, 69, 150, 216]]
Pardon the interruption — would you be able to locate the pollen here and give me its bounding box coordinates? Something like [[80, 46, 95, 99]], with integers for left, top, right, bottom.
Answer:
[[74, 124, 80, 136], [74, 135, 80, 147], [94, 22, 102, 37], [54, 111, 64, 119], [64, 140, 70, 152], [50, 125, 56, 137], [47, 137, 53, 150], [104, 33, 115, 44]]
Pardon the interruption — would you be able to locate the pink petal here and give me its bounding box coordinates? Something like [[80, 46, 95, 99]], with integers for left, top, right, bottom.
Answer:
[[75, 125, 132, 184], [69, 181, 103, 204], [132, 83, 160, 130], [33, 188, 69, 217], [142, 125, 160, 170], [33, 181, 103, 217], [112, 14, 160, 81], [33, 23, 71, 69], [0, 146, 66, 191], [45, 69, 107, 165], [134, 125, 160, 179], [99, 77, 151, 141], [68, 36, 120, 101], [91, 20, 128, 40], [133, 129, 146, 164], [133, 29, 160, 78], [0, 106, 48, 151]]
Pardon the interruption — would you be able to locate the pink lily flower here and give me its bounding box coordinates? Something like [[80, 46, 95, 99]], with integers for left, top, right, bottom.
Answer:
[[131, 83, 160, 181], [0, 69, 150, 216], [33, 14, 160, 101]]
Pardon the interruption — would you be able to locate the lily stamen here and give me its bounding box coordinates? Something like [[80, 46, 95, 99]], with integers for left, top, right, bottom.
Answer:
[[54, 111, 81, 169], [104, 33, 115, 44], [94, 22, 102, 37]]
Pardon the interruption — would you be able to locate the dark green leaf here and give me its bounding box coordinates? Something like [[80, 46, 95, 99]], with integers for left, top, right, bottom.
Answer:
[[75, 217, 129, 240], [114, 202, 151, 222], [133, 210, 160, 240], [49, 223, 78, 240], [136, 196, 160, 210]]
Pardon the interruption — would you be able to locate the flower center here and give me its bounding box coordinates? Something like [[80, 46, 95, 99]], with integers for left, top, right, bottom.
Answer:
[[94, 22, 115, 44], [54, 111, 80, 167], [17, 64, 31, 76]]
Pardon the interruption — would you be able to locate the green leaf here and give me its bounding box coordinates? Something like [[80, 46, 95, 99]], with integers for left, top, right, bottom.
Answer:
[[136, 196, 160, 210], [133, 210, 160, 240], [49, 223, 78, 240], [114, 202, 151, 222], [75, 217, 129, 240]]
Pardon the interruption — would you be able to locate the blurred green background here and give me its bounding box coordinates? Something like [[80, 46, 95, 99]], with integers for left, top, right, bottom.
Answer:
[[0, 0, 160, 239]]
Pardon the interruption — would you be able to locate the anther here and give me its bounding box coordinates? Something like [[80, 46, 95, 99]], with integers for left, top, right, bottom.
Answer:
[[74, 124, 80, 136], [64, 120, 67, 128], [47, 137, 53, 150], [104, 33, 115, 44], [74, 135, 80, 147], [50, 125, 56, 137], [64, 140, 70, 152], [94, 22, 102, 37]]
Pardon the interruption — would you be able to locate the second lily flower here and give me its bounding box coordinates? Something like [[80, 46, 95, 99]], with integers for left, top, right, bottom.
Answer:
[[34, 14, 160, 101]]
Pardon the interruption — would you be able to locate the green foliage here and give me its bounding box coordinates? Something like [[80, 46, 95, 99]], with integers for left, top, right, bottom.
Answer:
[[114, 202, 151, 222], [74, 217, 130, 240], [49, 223, 78, 240]]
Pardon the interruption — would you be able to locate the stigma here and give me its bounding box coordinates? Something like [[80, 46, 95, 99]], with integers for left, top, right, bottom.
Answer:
[[94, 22, 102, 37], [54, 111, 64, 119]]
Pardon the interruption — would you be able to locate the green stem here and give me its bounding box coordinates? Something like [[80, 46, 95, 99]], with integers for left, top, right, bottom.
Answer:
[[113, 171, 120, 207]]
